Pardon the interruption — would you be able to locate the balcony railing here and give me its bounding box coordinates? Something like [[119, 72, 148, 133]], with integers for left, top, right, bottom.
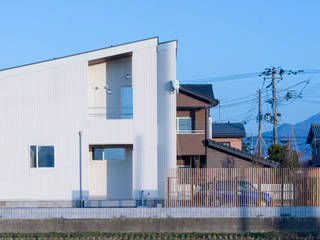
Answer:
[[177, 130, 205, 134], [88, 107, 133, 119]]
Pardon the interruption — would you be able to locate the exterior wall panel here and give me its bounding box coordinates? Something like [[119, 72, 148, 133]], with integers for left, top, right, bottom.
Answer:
[[0, 61, 89, 201], [177, 93, 210, 108], [157, 42, 177, 199], [207, 147, 253, 168], [177, 134, 206, 155], [212, 137, 242, 150]]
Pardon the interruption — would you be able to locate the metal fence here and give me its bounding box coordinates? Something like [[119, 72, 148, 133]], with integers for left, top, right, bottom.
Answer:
[[165, 168, 320, 207]]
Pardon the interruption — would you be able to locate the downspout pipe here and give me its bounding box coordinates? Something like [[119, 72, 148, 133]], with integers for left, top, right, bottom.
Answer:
[[79, 131, 83, 208]]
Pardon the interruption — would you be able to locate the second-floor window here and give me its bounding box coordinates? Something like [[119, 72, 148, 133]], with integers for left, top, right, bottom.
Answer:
[[121, 86, 133, 119], [177, 117, 192, 133]]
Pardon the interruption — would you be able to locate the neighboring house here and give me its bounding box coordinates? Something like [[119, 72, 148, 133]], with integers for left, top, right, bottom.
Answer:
[[176, 85, 277, 168], [306, 124, 320, 166], [206, 139, 279, 168], [0, 37, 177, 206], [176, 84, 218, 168], [212, 123, 246, 150]]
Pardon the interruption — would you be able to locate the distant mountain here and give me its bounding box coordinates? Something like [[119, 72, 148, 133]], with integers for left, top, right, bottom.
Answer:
[[246, 112, 320, 162]]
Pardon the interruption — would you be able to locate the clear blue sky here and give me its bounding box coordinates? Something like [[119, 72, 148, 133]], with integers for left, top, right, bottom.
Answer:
[[1, 0, 320, 135]]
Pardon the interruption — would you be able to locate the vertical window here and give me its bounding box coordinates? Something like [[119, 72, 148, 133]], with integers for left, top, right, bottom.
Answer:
[[177, 117, 192, 133], [121, 87, 133, 119], [30, 145, 55, 168], [30, 145, 37, 168]]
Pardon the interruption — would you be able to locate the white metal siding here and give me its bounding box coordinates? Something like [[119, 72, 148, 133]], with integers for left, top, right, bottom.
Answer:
[[0, 38, 177, 202], [157, 41, 177, 199], [0, 62, 88, 200]]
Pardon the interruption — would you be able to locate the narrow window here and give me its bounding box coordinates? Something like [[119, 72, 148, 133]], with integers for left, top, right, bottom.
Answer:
[[30, 145, 37, 168], [30, 145, 55, 168], [121, 87, 133, 119]]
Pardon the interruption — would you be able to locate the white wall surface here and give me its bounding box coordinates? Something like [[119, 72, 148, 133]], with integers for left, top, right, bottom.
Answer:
[[0, 37, 177, 201], [131, 46, 159, 199], [0, 61, 89, 200], [88, 63, 106, 118], [157, 41, 177, 199]]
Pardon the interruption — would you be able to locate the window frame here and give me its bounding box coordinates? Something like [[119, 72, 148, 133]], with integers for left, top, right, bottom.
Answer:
[[92, 147, 126, 161], [29, 144, 55, 168], [120, 85, 133, 119], [92, 147, 104, 161], [176, 117, 193, 134], [220, 142, 231, 147]]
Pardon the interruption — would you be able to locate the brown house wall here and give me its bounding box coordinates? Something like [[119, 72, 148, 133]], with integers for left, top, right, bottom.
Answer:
[[176, 90, 255, 168], [177, 134, 206, 155], [212, 138, 242, 150], [177, 92, 210, 156], [207, 147, 253, 168], [177, 92, 210, 108]]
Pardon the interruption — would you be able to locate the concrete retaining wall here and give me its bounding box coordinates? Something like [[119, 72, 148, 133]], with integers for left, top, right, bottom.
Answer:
[[1, 218, 320, 233]]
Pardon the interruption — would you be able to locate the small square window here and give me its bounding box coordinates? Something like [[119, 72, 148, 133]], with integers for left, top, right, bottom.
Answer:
[[177, 117, 192, 133], [93, 147, 103, 160], [38, 146, 54, 167], [30, 145, 55, 168]]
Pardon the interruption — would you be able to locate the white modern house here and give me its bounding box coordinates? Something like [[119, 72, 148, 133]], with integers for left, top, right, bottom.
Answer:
[[0, 37, 177, 207]]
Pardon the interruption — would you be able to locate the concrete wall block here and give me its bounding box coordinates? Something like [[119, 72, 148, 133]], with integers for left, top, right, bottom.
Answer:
[[2, 207, 320, 219]]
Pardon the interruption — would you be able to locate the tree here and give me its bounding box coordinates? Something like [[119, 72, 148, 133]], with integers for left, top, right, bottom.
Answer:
[[268, 144, 284, 165], [283, 145, 300, 168], [242, 142, 250, 153], [267, 144, 300, 168]]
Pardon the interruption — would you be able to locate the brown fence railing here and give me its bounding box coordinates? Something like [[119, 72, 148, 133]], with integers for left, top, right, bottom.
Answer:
[[165, 168, 320, 207]]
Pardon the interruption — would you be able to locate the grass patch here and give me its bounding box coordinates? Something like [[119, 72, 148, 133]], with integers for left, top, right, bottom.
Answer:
[[0, 232, 319, 239]]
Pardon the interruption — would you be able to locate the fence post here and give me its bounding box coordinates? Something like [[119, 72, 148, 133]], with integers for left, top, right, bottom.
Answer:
[[281, 169, 284, 207], [166, 176, 170, 208], [258, 168, 261, 207]]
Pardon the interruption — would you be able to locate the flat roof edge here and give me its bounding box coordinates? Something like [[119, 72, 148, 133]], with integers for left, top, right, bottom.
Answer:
[[158, 40, 177, 51]]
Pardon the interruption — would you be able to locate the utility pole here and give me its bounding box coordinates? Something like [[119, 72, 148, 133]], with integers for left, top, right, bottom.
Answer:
[[272, 68, 278, 145], [258, 89, 262, 158], [250, 133, 254, 154]]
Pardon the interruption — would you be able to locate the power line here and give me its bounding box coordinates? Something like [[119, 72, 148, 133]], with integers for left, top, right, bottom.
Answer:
[[181, 72, 261, 83], [180, 69, 320, 84]]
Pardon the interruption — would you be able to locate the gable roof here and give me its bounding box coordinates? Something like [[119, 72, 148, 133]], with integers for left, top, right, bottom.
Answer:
[[212, 122, 246, 138], [306, 124, 320, 144], [179, 84, 219, 107], [207, 139, 279, 168]]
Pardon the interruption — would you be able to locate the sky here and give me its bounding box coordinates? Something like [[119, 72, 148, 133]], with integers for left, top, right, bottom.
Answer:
[[1, 0, 320, 136]]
